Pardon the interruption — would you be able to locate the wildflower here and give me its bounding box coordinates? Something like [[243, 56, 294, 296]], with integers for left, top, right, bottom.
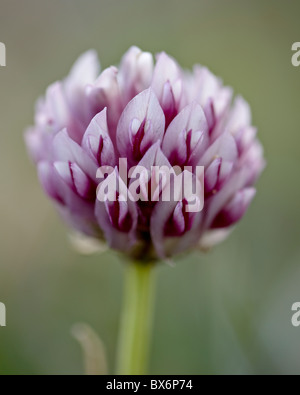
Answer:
[[25, 47, 265, 260]]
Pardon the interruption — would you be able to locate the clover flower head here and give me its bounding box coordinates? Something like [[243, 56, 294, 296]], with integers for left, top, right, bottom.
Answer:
[[25, 47, 265, 260]]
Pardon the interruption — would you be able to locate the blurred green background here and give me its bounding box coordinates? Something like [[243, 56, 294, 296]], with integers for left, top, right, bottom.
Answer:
[[0, 0, 300, 375]]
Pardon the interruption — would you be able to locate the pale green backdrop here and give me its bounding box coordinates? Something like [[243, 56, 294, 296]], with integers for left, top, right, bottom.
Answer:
[[0, 0, 300, 375]]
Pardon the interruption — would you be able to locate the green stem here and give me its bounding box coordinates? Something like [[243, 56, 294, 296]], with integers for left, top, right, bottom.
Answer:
[[116, 261, 156, 375]]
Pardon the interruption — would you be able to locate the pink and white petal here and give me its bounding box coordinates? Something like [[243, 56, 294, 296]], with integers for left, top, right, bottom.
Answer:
[[69, 162, 93, 199], [205, 158, 222, 193], [68, 232, 108, 255], [57, 181, 95, 220], [212, 188, 256, 228], [162, 102, 208, 163], [63, 51, 100, 139], [88, 67, 120, 105], [199, 131, 238, 167], [152, 52, 182, 104], [235, 126, 257, 156], [192, 66, 221, 105], [150, 199, 203, 258], [150, 170, 203, 258], [131, 142, 173, 201], [37, 161, 65, 205], [204, 162, 256, 229], [135, 141, 172, 171], [170, 215, 203, 255], [86, 66, 123, 143], [25, 127, 53, 163], [116, 88, 165, 166], [95, 170, 138, 252], [150, 200, 178, 258], [239, 140, 266, 186], [54, 162, 95, 200], [44, 82, 70, 131], [67, 50, 100, 87], [82, 109, 116, 167], [119, 46, 154, 103], [205, 158, 234, 194], [226, 96, 252, 136], [59, 207, 101, 239], [52, 129, 98, 182], [38, 161, 94, 220], [213, 87, 233, 119], [199, 228, 233, 250]]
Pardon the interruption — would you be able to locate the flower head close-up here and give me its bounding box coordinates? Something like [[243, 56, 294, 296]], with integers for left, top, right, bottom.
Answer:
[[25, 46, 265, 262]]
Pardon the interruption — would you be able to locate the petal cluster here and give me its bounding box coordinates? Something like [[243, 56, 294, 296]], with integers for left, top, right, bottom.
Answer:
[[25, 47, 265, 260]]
